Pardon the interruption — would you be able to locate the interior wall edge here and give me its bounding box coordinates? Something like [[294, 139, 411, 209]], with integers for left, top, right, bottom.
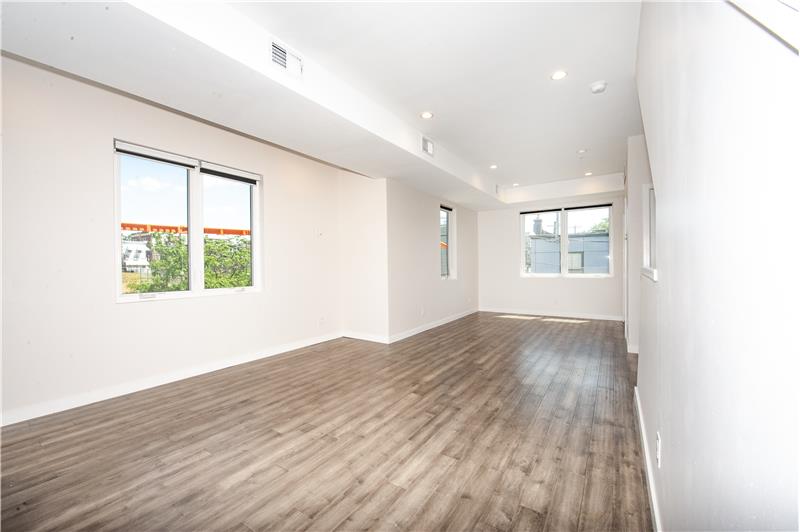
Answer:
[[340, 331, 390, 345], [387, 309, 478, 344], [635, 385, 664, 531]]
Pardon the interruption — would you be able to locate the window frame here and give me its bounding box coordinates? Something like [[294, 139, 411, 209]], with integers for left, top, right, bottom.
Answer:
[[520, 204, 613, 279], [518, 208, 562, 278], [114, 140, 261, 303], [642, 184, 658, 282], [440, 205, 456, 280]]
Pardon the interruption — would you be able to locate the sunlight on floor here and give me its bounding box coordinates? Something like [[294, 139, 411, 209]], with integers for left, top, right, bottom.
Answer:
[[541, 317, 589, 324], [495, 314, 589, 324]]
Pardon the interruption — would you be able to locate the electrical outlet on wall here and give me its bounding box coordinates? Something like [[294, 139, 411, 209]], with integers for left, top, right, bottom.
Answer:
[[656, 431, 662, 469]]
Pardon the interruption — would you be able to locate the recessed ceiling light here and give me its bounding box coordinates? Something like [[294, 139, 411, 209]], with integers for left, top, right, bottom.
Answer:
[[584, 171, 593, 176], [577, 148, 588, 155], [512, 183, 520, 187], [489, 164, 498, 170], [590, 80, 608, 94], [550, 70, 568, 81], [420, 111, 434, 119]]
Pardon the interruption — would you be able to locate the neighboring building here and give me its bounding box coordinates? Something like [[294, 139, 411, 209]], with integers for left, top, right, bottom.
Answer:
[[524, 230, 610, 274], [121, 240, 150, 275]]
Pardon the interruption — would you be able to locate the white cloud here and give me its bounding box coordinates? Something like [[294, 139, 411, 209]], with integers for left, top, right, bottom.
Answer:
[[126, 176, 167, 192]]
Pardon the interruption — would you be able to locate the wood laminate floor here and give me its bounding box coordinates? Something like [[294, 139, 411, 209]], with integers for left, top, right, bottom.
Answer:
[[1, 312, 652, 531]]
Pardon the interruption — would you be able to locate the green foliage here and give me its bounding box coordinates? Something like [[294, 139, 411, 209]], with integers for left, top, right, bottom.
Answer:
[[590, 218, 609, 233], [130, 233, 189, 293], [204, 236, 252, 288], [128, 233, 252, 293]]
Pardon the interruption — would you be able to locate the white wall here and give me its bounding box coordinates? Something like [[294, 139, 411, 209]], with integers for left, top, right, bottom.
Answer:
[[386, 179, 478, 340], [636, 2, 798, 530], [478, 193, 624, 320], [1, 57, 482, 423], [0, 57, 378, 423], [337, 173, 389, 342], [624, 135, 652, 353]]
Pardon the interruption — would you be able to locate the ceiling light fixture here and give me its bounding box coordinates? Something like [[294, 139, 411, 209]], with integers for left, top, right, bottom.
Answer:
[[584, 172, 593, 176], [420, 111, 434, 119], [489, 164, 498, 170], [512, 183, 520, 187], [590, 80, 608, 94], [550, 70, 568, 81], [577, 148, 588, 155]]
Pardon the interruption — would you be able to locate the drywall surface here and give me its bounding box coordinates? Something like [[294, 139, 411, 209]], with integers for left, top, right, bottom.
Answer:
[[624, 134, 652, 353], [337, 173, 389, 341], [636, 2, 798, 530], [386, 179, 478, 340], [478, 193, 624, 320], [1, 57, 353, 422]]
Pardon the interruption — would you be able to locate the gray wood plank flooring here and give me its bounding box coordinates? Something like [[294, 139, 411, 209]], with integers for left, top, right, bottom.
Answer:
[[1, 312, 652, 531]]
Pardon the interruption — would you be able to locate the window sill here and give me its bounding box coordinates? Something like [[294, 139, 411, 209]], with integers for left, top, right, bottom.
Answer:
[[117, 285, 260, 303], [641, 267, 659, 282], [521, 273, 613, 279]]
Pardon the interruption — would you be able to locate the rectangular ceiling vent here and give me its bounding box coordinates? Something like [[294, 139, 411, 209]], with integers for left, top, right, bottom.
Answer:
[[271, 42, 287, 68], [422, 136, 435, 157], [271, 41, 303, 76]]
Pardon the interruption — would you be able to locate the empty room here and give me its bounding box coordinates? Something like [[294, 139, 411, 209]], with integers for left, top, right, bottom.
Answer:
[[1, 1, 797, 531]]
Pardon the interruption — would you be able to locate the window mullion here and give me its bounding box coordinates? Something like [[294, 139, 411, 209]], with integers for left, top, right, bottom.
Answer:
[[189, 166, 205, 292]]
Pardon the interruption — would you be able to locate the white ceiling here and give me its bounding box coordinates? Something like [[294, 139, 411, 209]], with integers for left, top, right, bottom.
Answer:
[[2, 2, 643, 207], [234, 2, 645, 187]]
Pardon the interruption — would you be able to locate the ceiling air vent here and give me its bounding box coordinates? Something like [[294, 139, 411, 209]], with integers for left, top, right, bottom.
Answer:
[[271, 41, 303, 76], [271, 42, 287, 68], [422, 136, 435, 157]]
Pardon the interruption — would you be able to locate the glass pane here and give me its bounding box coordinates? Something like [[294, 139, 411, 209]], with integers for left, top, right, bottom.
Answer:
[[649, 188, 657, 268], [440, 209, 449, 277], [203, 175, 253, 288], [567, 206, 610, 274], [120, 154, 189, 294], [522, 211, 561, 274]]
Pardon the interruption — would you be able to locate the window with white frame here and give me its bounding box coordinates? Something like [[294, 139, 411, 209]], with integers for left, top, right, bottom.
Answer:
[[116, 141, 260, 300], [521, 204, 612, 276], [642, 185, 657, 280], [521, 210, 561, 274], [566, 206, 611, 274], [202, 167, 255, 289], [440, 206, 452, 278]]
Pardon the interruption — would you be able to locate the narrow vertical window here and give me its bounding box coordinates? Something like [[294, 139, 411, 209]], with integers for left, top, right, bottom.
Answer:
[[566, 205, 611, 274], [521, 210, 561, 274], [119, 154, 190, 294], [648, 187, 657, 269], [440, 206, 452, 278], [202, 170, 254, 289]]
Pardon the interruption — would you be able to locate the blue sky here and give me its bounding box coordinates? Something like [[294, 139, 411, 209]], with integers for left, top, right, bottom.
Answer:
[[120, 154, 251, 230]]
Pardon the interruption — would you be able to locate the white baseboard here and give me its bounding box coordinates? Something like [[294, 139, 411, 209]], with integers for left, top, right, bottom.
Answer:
[[479, 307, 623, 322], [627, 342, 640, 354], [3, 311, 482, 426], [388, 309, 477, 343], [1, 332, 342, 426], [340, 330, 390, 344], [634, 386, 663, 531]]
